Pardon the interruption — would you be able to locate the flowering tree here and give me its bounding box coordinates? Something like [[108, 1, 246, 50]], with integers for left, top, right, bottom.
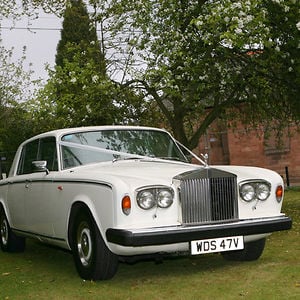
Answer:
[[1, 0, 299, 148], [32, 0, 144, 128], [51, 0, 112, 126], [105, 0, 299, 148]]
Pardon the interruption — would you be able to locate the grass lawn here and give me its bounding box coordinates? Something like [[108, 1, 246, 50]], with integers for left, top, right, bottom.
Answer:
[[0, 189, 299, 300]]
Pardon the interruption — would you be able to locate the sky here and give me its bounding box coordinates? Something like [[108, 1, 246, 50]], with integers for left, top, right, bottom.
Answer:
[[1, 10, 62, 83]]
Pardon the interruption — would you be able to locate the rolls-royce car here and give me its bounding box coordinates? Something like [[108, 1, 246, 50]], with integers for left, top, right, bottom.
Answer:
[[0, 126, 292, 280]]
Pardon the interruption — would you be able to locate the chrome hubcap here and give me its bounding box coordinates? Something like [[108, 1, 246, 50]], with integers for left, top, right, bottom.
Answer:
[[77, 223, 92, 267], [0, 218, 8, 246]]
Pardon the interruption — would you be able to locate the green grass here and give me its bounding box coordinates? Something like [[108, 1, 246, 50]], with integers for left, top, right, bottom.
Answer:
[[1, 190, 299, 300]]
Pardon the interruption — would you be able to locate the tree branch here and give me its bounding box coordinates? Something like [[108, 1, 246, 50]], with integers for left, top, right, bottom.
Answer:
[[121, 79, 174, 124]]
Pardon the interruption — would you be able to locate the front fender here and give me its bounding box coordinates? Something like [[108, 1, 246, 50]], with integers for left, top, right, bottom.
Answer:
[[66, 183, 115, 249]]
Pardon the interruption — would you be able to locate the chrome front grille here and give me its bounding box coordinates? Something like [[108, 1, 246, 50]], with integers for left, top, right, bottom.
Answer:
[[175, 168, 238, 225]]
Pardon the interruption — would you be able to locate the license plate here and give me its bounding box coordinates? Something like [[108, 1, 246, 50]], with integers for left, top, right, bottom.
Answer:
[[190, 236, 244, 255]]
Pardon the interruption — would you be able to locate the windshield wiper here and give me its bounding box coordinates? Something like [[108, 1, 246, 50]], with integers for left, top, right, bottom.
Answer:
[[157, 156, 185, 162], [112, 155, 146, 163]]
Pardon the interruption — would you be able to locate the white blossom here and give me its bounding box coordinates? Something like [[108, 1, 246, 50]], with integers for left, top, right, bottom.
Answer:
[[232, 2, 242, 9], [238, 11, 245, 18], [199, 75, 207, 81], [196, 20, 203, 26], [86, 104, 92, 113], [237, 20, 244, 29], [92, 75, 99, 83], [245, 15, 254, 23], [70, 77, 77, 83], [296, 21, 300, 31]]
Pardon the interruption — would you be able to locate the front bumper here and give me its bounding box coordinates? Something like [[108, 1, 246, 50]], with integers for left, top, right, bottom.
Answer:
[[106, 215, 292, 247]]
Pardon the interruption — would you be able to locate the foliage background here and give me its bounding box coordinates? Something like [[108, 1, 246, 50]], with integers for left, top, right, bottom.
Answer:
[[0, 0, 299, 163]]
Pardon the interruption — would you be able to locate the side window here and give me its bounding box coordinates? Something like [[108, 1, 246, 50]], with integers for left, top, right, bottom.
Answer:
[[17, 140, 39, 175], [39, 137, 58, 171], [17, 137, 58, 175]]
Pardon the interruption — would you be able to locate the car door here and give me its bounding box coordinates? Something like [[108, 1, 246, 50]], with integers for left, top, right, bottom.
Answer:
[[24, 136, 61, 237], [6, 139, 39, 231]]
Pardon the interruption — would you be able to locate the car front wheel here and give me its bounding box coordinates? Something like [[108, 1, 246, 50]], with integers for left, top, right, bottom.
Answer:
[[221, 238, 266, 261], [71, 208, 118, 280], [0, 206, 25, 253]]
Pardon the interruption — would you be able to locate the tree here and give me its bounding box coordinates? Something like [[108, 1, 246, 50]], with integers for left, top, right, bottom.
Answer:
[[51, 0, 111, 126], [0, 0, 59, 164], [0, 44, 38, 165], [264, 0, 300, 118], [33, 55, 148, 128], [105, 0, 300, 148], [0, 0, 65, 17], [1, 0, 299, 149], [0, 0, 144, 132], [37, 0, 144, 128], [55, 0, 105, 73]]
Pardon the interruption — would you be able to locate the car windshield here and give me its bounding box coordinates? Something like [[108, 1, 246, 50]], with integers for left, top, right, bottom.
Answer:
[[60, 129, 188, 169]]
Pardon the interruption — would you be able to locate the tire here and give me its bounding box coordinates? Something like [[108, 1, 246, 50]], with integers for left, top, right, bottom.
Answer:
[[222, 238, 266, 261], [70, 208, 118, 280], [0, 206, 25, 253]]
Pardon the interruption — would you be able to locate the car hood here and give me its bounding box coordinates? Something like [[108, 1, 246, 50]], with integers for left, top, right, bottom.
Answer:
[[61, 159, 281, 188], [68, 159, 200, 184]]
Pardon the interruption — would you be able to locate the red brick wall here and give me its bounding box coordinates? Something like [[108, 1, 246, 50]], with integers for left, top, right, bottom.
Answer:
[[227, 127, 300, 186], [196, 125, 300, 187]]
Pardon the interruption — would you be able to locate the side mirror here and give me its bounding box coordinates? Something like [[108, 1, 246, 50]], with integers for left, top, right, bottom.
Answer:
[[32, 161, 50, 175]]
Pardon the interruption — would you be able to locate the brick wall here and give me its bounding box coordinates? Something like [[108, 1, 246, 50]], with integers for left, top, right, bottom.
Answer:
[[196, 125, 300, 187]]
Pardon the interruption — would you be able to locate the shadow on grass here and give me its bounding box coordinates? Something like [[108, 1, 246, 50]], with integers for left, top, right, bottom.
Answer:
[[1, 237, 244, 282]]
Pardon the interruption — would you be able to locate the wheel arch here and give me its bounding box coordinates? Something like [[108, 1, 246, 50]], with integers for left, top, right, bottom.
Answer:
[[68, 200, 119, 280], [0, 201, 9, 224], [67, 200, 109, 251], [68, 202, 89, 249]]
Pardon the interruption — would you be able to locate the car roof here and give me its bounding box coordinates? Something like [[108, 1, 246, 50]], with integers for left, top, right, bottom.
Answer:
[[22, 125, 168, 144]]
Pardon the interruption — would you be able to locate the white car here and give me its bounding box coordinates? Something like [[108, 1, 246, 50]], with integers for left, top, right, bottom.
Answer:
[[0, 126, 292, 280]]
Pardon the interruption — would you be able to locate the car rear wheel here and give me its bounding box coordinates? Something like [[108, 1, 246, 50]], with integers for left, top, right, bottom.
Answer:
[[71, 208, 118, 280], [0, 206, 25, 253], [221, 238, 266, 261]]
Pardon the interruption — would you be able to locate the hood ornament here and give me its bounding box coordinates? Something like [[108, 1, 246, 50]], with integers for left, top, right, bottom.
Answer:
[[201, 153, 209, 168]]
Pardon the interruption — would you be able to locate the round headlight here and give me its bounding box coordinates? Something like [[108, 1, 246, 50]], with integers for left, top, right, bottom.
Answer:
[[256, 183, 271, 200], [137, 191, 156, 210], [240, 184, 256, 202], [157, 189, 173, 208]]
